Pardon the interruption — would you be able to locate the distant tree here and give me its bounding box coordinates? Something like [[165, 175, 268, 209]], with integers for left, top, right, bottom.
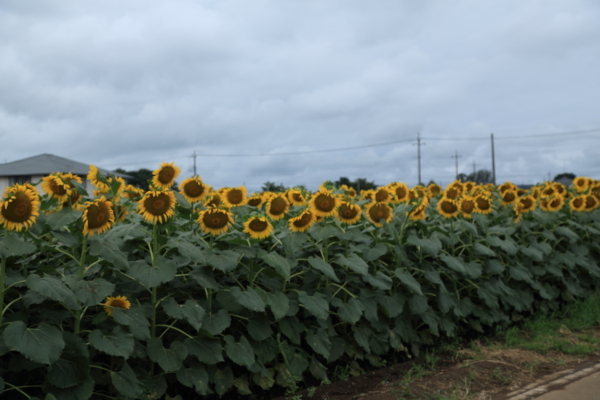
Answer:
[[261, 181, 287, 192], [114, 168, 153, 190], [554, 172, 576, 181], [456, 173, 469, 183], [464, 169, 493, 184], [426, 179, 438, 187], [334, 177, 377, 192]]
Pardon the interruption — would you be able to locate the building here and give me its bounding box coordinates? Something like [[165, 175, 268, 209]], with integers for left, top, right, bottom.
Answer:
[[0, 153, 128, 194]]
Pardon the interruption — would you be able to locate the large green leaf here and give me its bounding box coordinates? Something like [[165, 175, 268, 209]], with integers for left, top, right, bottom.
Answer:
[[89, 237, 129, 270], [47, 377, 94, 400], [110, 362, 143, 399], [335, 253, 369, 275], [224, 335, 255, 368], [147, 338, 188, 373], [4, 321, 65, 365], [258, 250, 292, 280], [307, 256, 339, 282], [519, 246, 544, 262], [176, 364, 210, 395], [168, 238, 206, 264], [26, 274, 80, 310], [262, 290, 289, 320], [128, 257, 177, 288], [555, 226, 579, 242], [88, 326, 134, 359], [184, 336, 224, 364], [63, 276, 115, 307], [201, 309, 231, 335], [247, 316, 273, 341], [439, 254, 467, 274], [47, 332, 89, 389], [473, 242, 496, 257], [190, 269, 220, 290], [331, 297, 365, 324], [298, 291, 329, 320], [46, 208, 82, 230], [0, 232, 37, 257], [162, 297, 205, 330], [207, 250, 240, 272], [362, 271, 393, 290], [214, 366, 234, 396], [394, 269, 423, 295], [279, 317, 305, 345], [377, 293, 405, 318], [111, 307, 151, 340], [406, 233, 442, 257], [409, 295, 429, 314], [509, 264, 533, 282], [361, 243, 388, 261], [230, 286, 266, 312], [282, 232, 308, 255]]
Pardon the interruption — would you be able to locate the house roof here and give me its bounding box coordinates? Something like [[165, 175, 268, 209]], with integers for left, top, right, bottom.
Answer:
[[0, 154, 129, 178]]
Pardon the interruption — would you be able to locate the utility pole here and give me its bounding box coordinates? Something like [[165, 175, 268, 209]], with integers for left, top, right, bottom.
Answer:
[[490, 133, 496, 185], [413, 133, 425, 185], [191, 150, 197, 176], [451, 150, 462, 180], [472, 161, 479, 176]]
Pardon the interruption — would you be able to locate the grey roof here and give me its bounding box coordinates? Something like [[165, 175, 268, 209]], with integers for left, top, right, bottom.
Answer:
[[0, 154, 129, 178]]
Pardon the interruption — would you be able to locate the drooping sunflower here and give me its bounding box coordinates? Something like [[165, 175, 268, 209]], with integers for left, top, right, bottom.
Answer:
[[498, 182, 516, 194], [573, 177, 590, 193], [41, 174, 72, 201], [223, 187, 247, 207], [437, 197, 459, 218], [473, 194, 493, 214], [515, 195, 536, 214], [335, 202, 362, 224], [540, 195, 564, 212], [447, 181, 464, 194], [82, 196, 115, 236], [569, 196, 587, 212], [463, 182, 476, 193], [584, 195, 599, 211], [0, 184, 41, 232], [501, 189, 518, 206], [124, 184, 145, 200], [289, 209, 316, 232], [458, 196, 475, 218], [408, 199, 428, 221], [359, 190, 376, 202], [243, 216, 273, 239], [309, 191, 339, 218], [388, 183, 410, 203], [137, 190, 176, 224], [286, 189, 306, 206], [266, 195, 290, 220], [197, 207, 234, 236], [103, 296, 131, 317], [590, 184, 600, 201], [152, 162, 181, 190], [365, 202, 393, 227], [247, 194, 265, 208], [87, 165, 110, 193]]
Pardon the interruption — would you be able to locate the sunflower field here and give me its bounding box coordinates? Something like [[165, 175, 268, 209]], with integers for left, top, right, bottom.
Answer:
[[0, 164, 599, 399]]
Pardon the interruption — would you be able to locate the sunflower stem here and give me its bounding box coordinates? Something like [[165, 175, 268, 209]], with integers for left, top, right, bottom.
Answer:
[[0, 254, 6, 327], [79, 235, 88, 278]]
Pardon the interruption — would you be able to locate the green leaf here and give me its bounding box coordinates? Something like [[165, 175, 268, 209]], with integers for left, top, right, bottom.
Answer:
[[88, 237, 129, 270], [279, 317, 305, 345], [409, 295, 429, 314], [458, 219, 478, 236], [3, 321, 65, 365], [473, 242, 496, 257], [247, 316, 273, 341], [176, 365, 210, 395], [485, 259, 505, 274], [47, 377, 94, 400], [168, 239, 206, 264], [282, 232, 308, 255], [207, 250, 240, 272], [361, 242, 388, 261], [47, 332, 89, 389], [63, 276, 115, 307], [263, 291, 290, 320], [331, 297, 365, 324], [0, 233, 37, 257], [555, 226, 580, 242], [147, 338, 188, 373], [184, 336, 224, 364], [214, 366, 234, 396], [110, 362, 143, 399], [307, 256, 339, 282], [487, 235, 518, 255], [298, 291, 329, 320], [520, 246, 544, 262], [111, 307, 151, 340], [191, 269, 220, 290], [377, 293, 405, 318], [252, 368, 275, 390], [230, 286, 266, 312], [335, 253, 369, 275], [352, 323, 371, 352], [201, 310, 231, 335], [439, 254, 467, 274], [258, 250, 292, 280], [406, 233, 442, 257], [309, 357, 329, 381], [305, 329, 331, 359], [394, 269, 423, 295], [309, 224, 342, 241], [46, 208, 82, 230], [50, 231, 80, 247], [88, 326, 134, 359], [234, 374, 252, 396], [509, 264, 533, 282], [26, 274, 80, 310], [362, 271, 393, 290], [224, 335, 255, 368], [162, 298, 205, 331], [129, 256, 177, 288]]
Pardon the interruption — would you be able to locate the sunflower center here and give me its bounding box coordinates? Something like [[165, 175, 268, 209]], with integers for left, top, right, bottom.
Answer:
[[476, 197, 491, 210], [204, 211, 229, 229], [86, 203, 111, 229], [248, 219, 268, 232], [269, 197, 287, 215], [184, 182, 204, 198], [3, 196, 33, 222], [314, 194, 335, 212], [441, 201, 458, 214], [293, 211, 313, 227], [158, 167, 176, 184], [227, 190, 243, 205], [341, 207, 357, 219], [461, 200, 474, 213], [247, 197, 262, 207], [144, 194, 171, 216]]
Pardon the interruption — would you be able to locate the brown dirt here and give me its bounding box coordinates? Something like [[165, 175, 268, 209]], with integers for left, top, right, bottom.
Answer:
[[273, 327, 600, 400]]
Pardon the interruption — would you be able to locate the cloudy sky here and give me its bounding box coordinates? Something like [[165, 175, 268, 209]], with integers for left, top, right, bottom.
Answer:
[[1, 0, 599, 192]]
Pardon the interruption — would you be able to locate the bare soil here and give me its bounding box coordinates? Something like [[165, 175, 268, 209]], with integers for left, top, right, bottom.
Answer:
[[273, 327, 600, 400]]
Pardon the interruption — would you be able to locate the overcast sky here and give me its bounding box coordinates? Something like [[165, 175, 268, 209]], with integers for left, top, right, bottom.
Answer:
[[1, 0, 599, 192]]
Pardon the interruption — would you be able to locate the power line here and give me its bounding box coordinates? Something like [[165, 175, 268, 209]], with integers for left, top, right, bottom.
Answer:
[[423, 128, 600, 141]]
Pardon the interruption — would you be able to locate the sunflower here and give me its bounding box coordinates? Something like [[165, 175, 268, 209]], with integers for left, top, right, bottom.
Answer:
[[374, 187, 392, 203], [498, 182, 516, 194], [0, 184, 41, 232], [540, 195, 564, 212], [152, 162, 181, 190], [335, 202, 362, 224], [463, 182, 476, 193], [408, 199, 428, 221], [87, 165, 110, 193], [264, 195, 289, 221], [388, 183, 410, 203], [103, 296, 131, 317], [447, 181, 464, 194], [346, 187, 357, 198], [365, 202, 393, 227], [289, 209, 316, 232], [197, 207, 234, 236], [309, 191, 339, 218], [82, 196, 115, 236], [473, 195, 493, 214], [247, 194, 265, 208], [437, 197, 459, 218], [243, 216, 273, 239], [427, 183, 442, 196], [573, 177, 590, 193], [359, 190, 375, 202], [137, 190, 176, 224], [569, 196, 587, 212], [204, 193, 223, 208], [114, 204, 128, 222], [458, 196, 475, 218], [41, 174, 72, 201], [515, 195, 536, 214], [590, 184, 600, 201], [408, 189, 419, 201], [443, 187, 461, 200], [223, 187, 247, 207], [286, 189, 306, 206], [124, 184, 145, 200], [584, 195, 599, 211], [501, 189, 518, 205], [541, 185, 556, 198]]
